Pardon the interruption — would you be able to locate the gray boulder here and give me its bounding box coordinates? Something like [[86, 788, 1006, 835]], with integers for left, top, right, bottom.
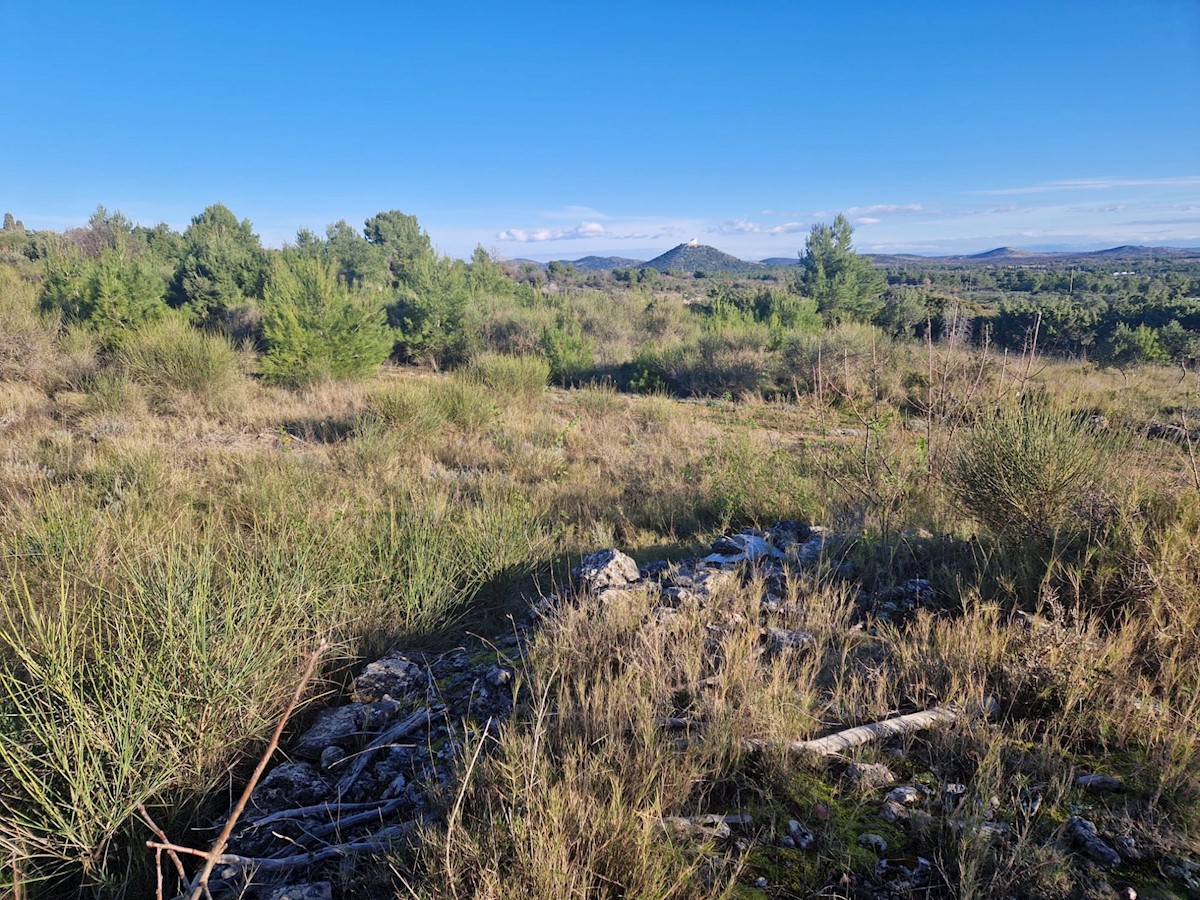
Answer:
[[573, 549, 640, 593]]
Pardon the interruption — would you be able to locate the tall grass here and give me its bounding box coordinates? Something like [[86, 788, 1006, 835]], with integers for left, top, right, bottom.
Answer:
[[112, 317, 242, 406]]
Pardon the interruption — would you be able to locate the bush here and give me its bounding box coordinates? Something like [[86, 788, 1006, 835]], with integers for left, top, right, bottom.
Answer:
[[0, 267, 60, 388], [466, 353, 549, 399], [113, 317, 242, 403], [259, 256, 393, 386], [946, 403, 1108, 544]]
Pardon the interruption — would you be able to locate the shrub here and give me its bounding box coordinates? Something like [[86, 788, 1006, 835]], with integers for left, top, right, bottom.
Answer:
[[946, 402, 1108, 544], [113, 317, 242, 402], [0, 267, 60, 388], [466, 353, 549, 399], [259, 256, 393, 386]]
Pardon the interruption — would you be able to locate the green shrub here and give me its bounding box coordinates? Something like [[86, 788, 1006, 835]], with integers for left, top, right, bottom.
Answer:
[[259, 256, 393, 386], [541, 321, 595, 387], [466, 353, 549, 398], [113, 317, 241, 402], [946, 403, 1108, 544]]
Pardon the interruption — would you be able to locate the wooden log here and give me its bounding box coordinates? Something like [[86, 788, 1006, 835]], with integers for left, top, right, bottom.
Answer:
[[746, 698, 998, 757]]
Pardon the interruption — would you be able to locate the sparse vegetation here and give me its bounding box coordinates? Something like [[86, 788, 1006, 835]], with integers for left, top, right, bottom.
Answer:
[[0, 207, 1198, 899]]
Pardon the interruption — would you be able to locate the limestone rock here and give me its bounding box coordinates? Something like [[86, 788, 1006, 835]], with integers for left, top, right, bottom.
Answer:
[[573, 549, 640, 593]]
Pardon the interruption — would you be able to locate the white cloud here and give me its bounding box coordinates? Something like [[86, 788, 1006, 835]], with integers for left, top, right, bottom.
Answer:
[[977, 176, 1200, 196], [496, 220, 679, 242], [854, 217, 881, 226], [715, 218, 807, 235]]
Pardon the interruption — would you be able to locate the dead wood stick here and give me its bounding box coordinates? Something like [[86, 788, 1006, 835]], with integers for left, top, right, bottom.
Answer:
[[185, 638, 327, 900], [139, 804, 188, 892], [246, 797, 397, 832], [213, 818, 426, 877], [266, 798, 407, 855], [747, 698, 998, 757], [333, 706, 437, 800]]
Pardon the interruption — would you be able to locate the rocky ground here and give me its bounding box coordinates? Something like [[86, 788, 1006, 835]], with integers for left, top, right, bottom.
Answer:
[[189, 523, 1199, 900]]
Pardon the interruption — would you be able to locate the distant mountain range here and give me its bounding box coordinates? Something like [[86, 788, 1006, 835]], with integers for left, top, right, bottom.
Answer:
[[509, 243, 1200, 274]]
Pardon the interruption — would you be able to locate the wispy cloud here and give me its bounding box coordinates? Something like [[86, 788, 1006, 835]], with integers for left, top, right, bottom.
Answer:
[[496, 220, 679, 242], [854, 217, 881, 226], [714, 218, 807, 235], [977, 176, 1200, 196]]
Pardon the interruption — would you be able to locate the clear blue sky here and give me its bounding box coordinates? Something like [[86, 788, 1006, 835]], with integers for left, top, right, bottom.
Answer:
[[2, 0, 1198, 259]]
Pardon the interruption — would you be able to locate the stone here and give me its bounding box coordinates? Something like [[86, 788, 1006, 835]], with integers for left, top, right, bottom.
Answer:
[[875, 855, 932, 884], [755, 877, 769, 889], [847, 762, 896, 790], [878, 800, 908, 824], [249, 762, 331, 814], [573, 549, 640, 593], [941, 782, 967, 806], [266, 884, 332, 900], [858, 833, 889, 854], [352, 656, 423, 704], [787, 819, 815, 850], [1066, 816, 1122, 867], [764, 626, 817, 652], [1076, 773, 1123, 793], [484, 665, 512, 687], [319, 745, 347, 772], [796, 529, 828, 566], [293, 704, 366, 760], [886, 785, 923, 805], [382, 773, 408, 800]]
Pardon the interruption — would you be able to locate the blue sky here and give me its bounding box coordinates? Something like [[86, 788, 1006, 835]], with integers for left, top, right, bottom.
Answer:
[[2, 1, 1198, 259]]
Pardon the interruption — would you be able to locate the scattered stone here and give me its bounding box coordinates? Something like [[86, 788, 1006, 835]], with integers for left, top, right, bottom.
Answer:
[[352, 656, 423, 704], [796, 529, 828, 566], [886, 785, 924, 806], [787, 819, 815, 850], [848, 762, 896, 790], [1066, 816, 1122, 867], [573, 549, 640, 592], [858, 833, 889, 854], [764, 626, 816, 652], [266, 883, 333, 900], [293, 704, 367, 760], [754, 876, 769, 889], [484, 665, 512, 687], [318, 745, 346, 772], [1076, 773, 1123, 793], [879, 800, 908, 824], [1115, 887, 1136, 900], [777, 835, 796, 849], [941, 782, 967, 807], [249, 763, 332, 814]]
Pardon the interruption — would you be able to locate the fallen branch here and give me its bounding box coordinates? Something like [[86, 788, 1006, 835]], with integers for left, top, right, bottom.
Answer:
[[181, 638, 328, 900], [213, 818, 427, 877], [267, 798, 408, 856], [334, 706, 438, 800], [746, 698, 998, 757], [245, 798, 399, 832]]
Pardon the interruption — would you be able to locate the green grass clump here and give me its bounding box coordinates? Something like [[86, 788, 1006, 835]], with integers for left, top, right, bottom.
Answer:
[[112, 317, 242, 404], [946, 402, 1109, 544], [466, 352, 550, 399]]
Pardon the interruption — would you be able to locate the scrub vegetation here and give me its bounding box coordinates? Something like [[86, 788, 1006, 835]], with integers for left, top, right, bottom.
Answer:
[[0, 206, 1197, 898]]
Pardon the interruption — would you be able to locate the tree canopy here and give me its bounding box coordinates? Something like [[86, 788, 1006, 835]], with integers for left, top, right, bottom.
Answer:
[[799, 214, 885, 324]]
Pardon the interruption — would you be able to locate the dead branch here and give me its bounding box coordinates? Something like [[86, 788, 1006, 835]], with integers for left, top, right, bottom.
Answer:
[[334, 706, 438, 800], [746, 698, 998, 757], [212, 818, 426, 877], [183, 638, 328, 900]]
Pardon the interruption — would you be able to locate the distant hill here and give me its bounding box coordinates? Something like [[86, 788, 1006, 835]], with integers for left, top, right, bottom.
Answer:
[[568, 255, 646, 271], [761, 257, 802, 267], [644, 241, 761, 273], [968, 246, 1045, 260]]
